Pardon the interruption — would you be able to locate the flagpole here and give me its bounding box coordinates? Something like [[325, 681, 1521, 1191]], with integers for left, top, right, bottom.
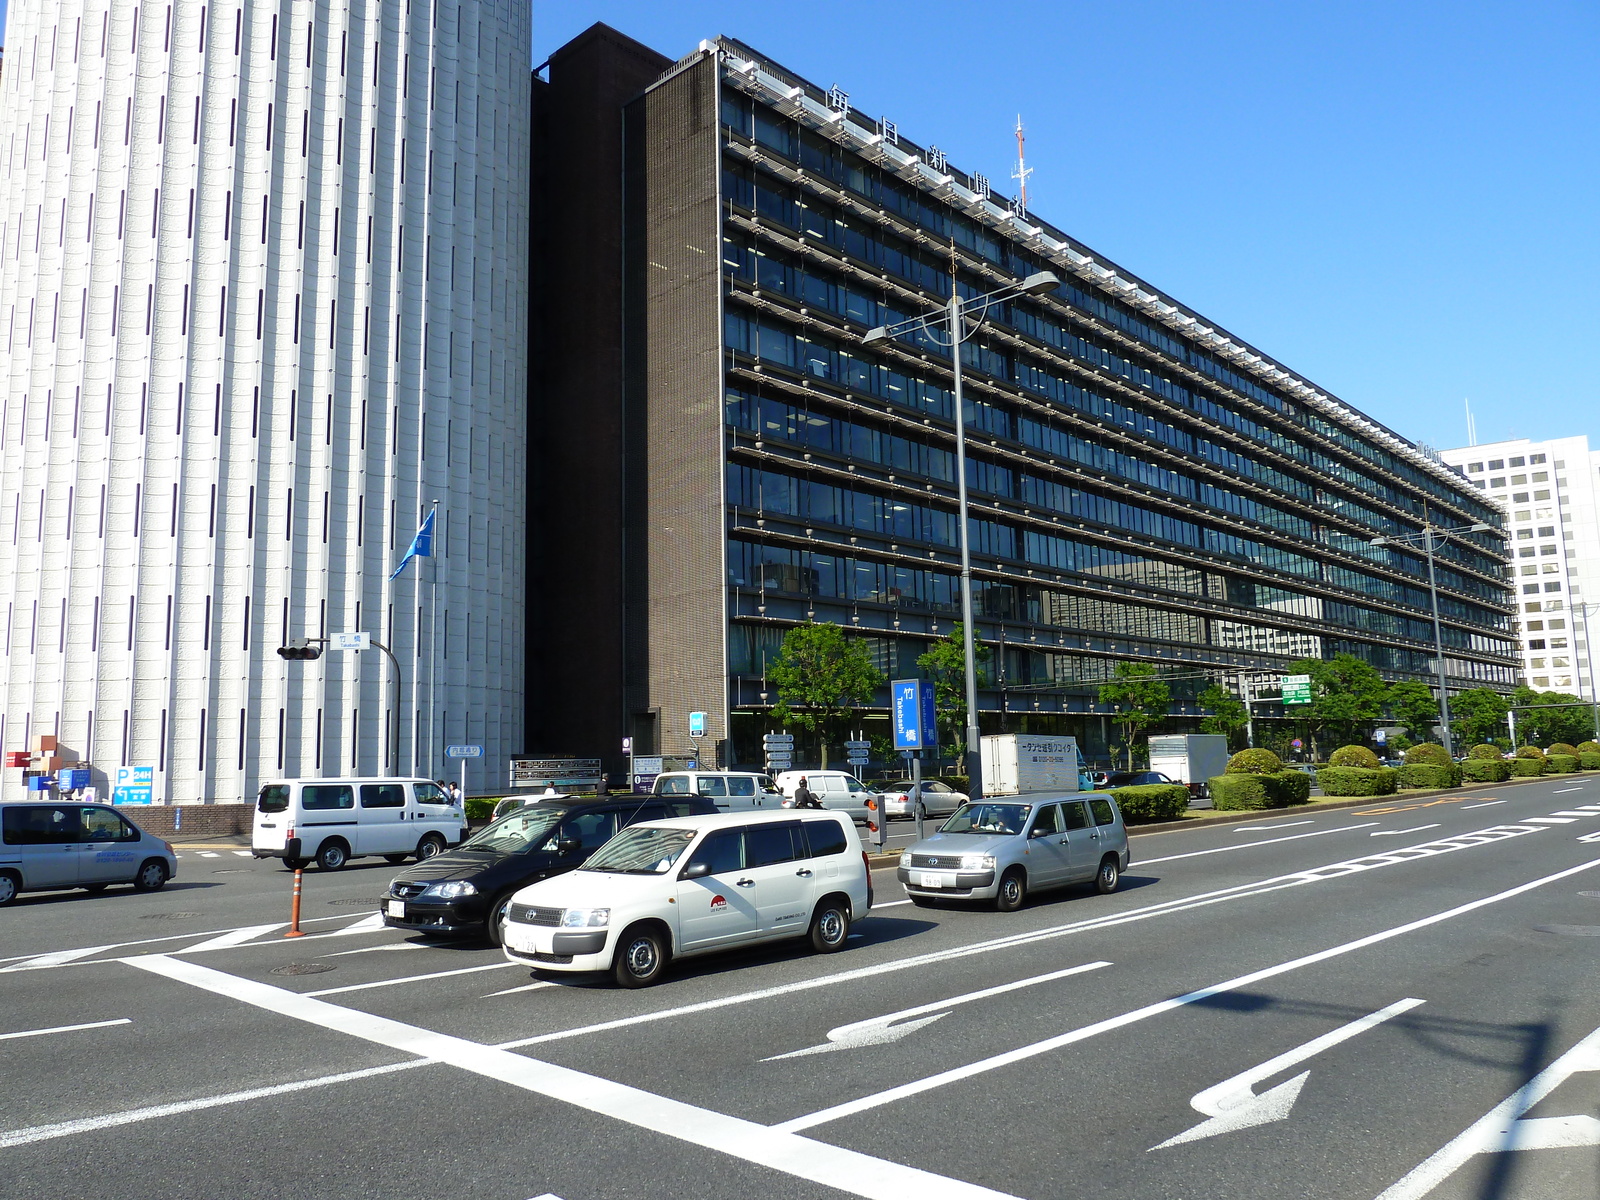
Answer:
[[428, 498, 440, 785]]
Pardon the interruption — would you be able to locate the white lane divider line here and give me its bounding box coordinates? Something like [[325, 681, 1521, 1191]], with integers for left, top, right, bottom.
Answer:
[[1370, 825, 1441, 837], [179, 924, 286, 954], [1547, 811, 1595, 818], [1552, 788, 1587, 794], [0, 1018, 132, 1042], [764, 961, 1111, 1060], [319, 943, 425, 958], [1524, 816, 1578, 825], [0, 912, 372, 970], [327, 912, 385, 936], [1373, 1020, 1600, 1199], [1151, 998, 1425, 1149], [873, 900, 912, 908], [484, 980, 559, 997], [772, 856, 1600, 1134], [1461, 800, 1505, 809], [0, 946, 119, 972], [1140, 823, 1379, 864], [304, 961, 523, 997], [0, 1060, 427, 1149], [1233, 821, 1314, 832], [128, 955, 1021, 1200]]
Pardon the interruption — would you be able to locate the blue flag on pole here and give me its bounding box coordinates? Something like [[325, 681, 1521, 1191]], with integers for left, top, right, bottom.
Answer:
[[389, 509, 435, 580]]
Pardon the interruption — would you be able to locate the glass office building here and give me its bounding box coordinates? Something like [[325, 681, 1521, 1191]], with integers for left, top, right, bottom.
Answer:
[[534, 28, 1518, 771]]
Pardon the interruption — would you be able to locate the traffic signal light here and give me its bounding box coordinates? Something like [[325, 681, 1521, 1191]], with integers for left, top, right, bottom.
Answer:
[[276, 639, 323, 661]]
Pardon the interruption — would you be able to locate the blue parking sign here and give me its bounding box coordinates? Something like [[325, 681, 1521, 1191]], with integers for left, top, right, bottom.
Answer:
[[892, 679, 934, 751]]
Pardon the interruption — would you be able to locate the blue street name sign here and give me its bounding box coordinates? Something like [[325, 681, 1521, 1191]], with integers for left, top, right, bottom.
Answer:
[[891, 680, 937, 751], [445, 745, 483, 759]]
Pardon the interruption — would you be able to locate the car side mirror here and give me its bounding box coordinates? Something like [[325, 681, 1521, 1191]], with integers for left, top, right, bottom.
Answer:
[[1029, 827, 1048, 839], [681, 861, 711, 880], [556, 838, 583, 856]]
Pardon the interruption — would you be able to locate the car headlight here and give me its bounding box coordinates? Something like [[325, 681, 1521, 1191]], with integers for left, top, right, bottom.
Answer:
[[960, 854, 996, 871], [425, 880, 477, 899], [899, 850, 912, 868], [561, 907, 610, 928]]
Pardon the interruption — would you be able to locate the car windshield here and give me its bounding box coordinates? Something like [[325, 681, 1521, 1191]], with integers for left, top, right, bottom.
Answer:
[[581, 826, 696, 875], [462, 806, 565, 853], [940, 803, 1031, 836]]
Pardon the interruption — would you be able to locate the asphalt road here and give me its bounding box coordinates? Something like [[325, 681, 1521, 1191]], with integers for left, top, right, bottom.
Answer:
[[4, 775, 1600, 1200]]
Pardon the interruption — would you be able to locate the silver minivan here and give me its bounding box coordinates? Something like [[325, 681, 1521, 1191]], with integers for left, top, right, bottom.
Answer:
[[0, 800, 177, 904], [651, 771, 784, 811], [897, 792, 1130, 910]]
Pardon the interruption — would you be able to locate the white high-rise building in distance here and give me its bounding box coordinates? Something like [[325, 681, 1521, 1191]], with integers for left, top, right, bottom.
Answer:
[[0, 2, 530, 802], [1441, 436, 1600, 699]]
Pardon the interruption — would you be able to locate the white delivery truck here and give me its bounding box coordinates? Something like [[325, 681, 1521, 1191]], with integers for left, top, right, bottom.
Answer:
[[1147, 734, 1230, 800], [981, 734, 1080, 796]]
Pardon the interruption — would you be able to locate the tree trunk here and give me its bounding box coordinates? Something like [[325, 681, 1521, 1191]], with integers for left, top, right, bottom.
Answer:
[[820, 740, 829, 769]]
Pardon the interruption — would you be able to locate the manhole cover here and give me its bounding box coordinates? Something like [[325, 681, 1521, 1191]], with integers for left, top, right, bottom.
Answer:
[[1533, 924, 1600, 936], [270, 962, 337, 976], [326, 898, 383, 907], [141, 912, 202, 920]]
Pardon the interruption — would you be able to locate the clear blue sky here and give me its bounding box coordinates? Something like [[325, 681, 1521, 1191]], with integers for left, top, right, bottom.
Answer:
[[537, 0, 1599, 454]]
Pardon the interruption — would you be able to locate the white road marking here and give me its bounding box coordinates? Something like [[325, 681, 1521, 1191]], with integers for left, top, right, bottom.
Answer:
[[232, 850, 254, 856], [1150, 998, 1425, 1149], [873, 900, 912, 908], [0, 1018, 132, 1042], [1370, 825, 1442, 837], [1374, 1019, 1600, 1198], [0, 1060, 427, 1149], [1577, 831, 1600, 844], [1460, 800, 1505, 809], [319, 943, 425, 958], [1577, 805, 1600, 812], [179, 924, 286, 953], [0, 946, 119, 972], [327, 912, 385, 935], [0, 911, 376, 969], [764, 961, 1111, 1060], [1140, 823, 1379, 864], [1524, 816, 1577, 825], [1233, 821, 1314, 832], [483, 980, 559, 997], [1552, 788, 1586, 794], [304, 962, 522, 997], [129, 955, 1020, 1200], [1547, 811, 1594, 818], [774, 856, 1600, 1133], [198, 852, 220, 858]]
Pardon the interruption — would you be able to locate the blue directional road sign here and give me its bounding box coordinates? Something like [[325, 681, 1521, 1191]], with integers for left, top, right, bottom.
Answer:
[[689, 711, 707, 739], [891, 680, 937, 751]]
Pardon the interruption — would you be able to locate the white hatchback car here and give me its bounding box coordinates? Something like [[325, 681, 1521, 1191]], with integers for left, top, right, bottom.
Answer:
[[499, 810, 872, 987]]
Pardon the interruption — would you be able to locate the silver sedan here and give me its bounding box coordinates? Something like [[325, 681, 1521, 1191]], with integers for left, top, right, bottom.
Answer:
[[882, 779, 966, 819]]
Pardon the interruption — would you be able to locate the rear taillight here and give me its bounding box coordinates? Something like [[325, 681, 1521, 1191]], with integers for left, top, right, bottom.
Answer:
[[863, 851, 874, 908], [287, 826, 296, 841]]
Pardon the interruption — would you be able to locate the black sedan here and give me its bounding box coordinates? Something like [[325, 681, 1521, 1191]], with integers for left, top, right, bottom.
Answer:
[[381, 794, 715, 944]]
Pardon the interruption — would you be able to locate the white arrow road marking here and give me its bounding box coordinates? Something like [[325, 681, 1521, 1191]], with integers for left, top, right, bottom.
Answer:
[[762, 961, 1111, 1060], [1151, 998, 1425, 1149], [1233, 821, 1314, 832], [1577, 831, 1600, 844], [1374, 1021, 1600, 1199], [1371, 825, 1441, 837]]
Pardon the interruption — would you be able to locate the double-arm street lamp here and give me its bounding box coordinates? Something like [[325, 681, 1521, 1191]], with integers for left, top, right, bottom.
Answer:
[[866, 268, 1061, 797], [1370, 519, 1493, 756]]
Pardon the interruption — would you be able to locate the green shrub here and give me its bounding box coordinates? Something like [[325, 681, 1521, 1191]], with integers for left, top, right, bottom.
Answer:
[[1404, 743, 1452, 767], [1516, 745, 1546, 761], [1509, 757, 1546, 776], [1548, 743, 1579, 758], [464, 797, 500, 821], [1580, 753, 1600, 771], [1108, 784, 1190, 823], [1397, 763, 1463, 789], [1460, 759, 1510, 782], [1578, 741, 1600, 755], [1328, 745, 1381, 769], [1265, 771, 1313, 805], [1209, 774, 1269, 810], [1316, 766, 1399, 796], [1468, 744, 1503, 760], [1546, 754, 1580, 774], [1226, 748, 1284, 775]]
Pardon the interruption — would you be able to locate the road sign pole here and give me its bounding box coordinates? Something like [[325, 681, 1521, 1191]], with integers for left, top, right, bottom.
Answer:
[[912, 753, 924, 842]]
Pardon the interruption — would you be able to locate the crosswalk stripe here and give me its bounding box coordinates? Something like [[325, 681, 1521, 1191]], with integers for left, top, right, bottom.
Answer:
[[328, 913, 385, 936]]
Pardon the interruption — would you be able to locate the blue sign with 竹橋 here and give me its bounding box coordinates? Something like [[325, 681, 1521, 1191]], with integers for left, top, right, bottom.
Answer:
[[892, 679, 937, 751]]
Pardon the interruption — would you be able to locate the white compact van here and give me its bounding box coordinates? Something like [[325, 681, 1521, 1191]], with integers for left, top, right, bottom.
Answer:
[[772, 769, 874, 823], [651, 771, 783, 811], [500, 809, 872, 987], [0, 801, 178, 904], [251, 777, 467, 870]]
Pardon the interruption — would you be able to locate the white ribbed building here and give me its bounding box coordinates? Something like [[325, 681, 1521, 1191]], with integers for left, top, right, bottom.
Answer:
[[0, 1, 529, 802]]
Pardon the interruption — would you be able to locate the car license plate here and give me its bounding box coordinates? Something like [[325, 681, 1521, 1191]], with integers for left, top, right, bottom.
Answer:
[[506, 927, 539, 953], [386, 900, 405, 918], [919, 872, 944, 888]]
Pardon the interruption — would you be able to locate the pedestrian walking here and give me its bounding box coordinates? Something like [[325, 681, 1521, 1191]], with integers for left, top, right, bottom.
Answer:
[[793, 776, 822, 809], [448, 779, 463, 806]]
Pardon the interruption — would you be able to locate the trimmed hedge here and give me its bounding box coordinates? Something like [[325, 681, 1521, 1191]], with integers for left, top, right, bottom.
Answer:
[[1268, 771, 1313, 806], [1548, 743, 1578, 757], [464, 797, 500, 821], [1108, 784, 1190, 824], [1405, 743, 1452, 767], [1515, 745, 1546, 761], [1460, 759, 1511, 783], [1317, 766, 1398, 796], [1226, 748, 1284, 775], [1468, 744, 1503, 760], [1582, 753, 1600, 771], [1546, 754, 1580, 774], [1510, 758, 1546, 777], [1329, 745, 1381, 769], [1578, 741, 1600, 755], [1398, 763, 1463, 789], [1208, 771, 1310, 810]]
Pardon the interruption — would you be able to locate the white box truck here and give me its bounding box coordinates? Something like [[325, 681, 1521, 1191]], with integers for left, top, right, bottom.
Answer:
[[1147, 734, 1230, 799], [981, 734, 1080, 796]]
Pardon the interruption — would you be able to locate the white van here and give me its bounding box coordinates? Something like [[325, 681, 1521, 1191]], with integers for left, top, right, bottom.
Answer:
[[251, 777, 467, 870], [500, 809, 872, 987], [772, 770, 874, 823], [651, 771, 783, 811], [0, 800, 178, 904]]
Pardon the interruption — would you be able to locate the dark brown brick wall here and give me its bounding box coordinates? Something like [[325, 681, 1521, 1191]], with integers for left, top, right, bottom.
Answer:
[[121, 804, 254, 839]]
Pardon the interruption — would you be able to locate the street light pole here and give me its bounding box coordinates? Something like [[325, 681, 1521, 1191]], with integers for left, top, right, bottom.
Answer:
[[1576, 601, 1600, 739]]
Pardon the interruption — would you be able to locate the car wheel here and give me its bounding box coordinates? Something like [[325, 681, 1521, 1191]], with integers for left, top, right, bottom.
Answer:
[[809, 898, 851, 953], [315, 840, 349, 871], [995, 867, 1026, 912], [485, 893, 514, 947], [383, 854, 409, 865], [0, 872, 18, 906], [415, 834, 446, 861], [613, 924, 668, 988], [1095, 855, 1121, 895], [282, 857, 308, 871], [133, 859, 170, 892]]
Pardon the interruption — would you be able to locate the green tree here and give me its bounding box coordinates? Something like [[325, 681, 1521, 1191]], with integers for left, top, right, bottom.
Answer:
[[1099, 662, 1171, 768], [1386, 681, 1440, 744], [1197, 684, 1251, 751], [1450, 688, 1511, 747], [1513, 687, 1595, 746], [768, 622, 884, 768], [916, 624, 991, 766], [1284, 654, 1387, 759]]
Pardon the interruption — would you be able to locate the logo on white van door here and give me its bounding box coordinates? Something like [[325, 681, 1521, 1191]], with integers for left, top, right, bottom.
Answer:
[[710, 895, 728, 910]]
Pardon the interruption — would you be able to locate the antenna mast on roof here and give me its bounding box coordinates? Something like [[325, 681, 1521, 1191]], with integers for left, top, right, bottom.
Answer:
[[1011, 115, 1032, 217]]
